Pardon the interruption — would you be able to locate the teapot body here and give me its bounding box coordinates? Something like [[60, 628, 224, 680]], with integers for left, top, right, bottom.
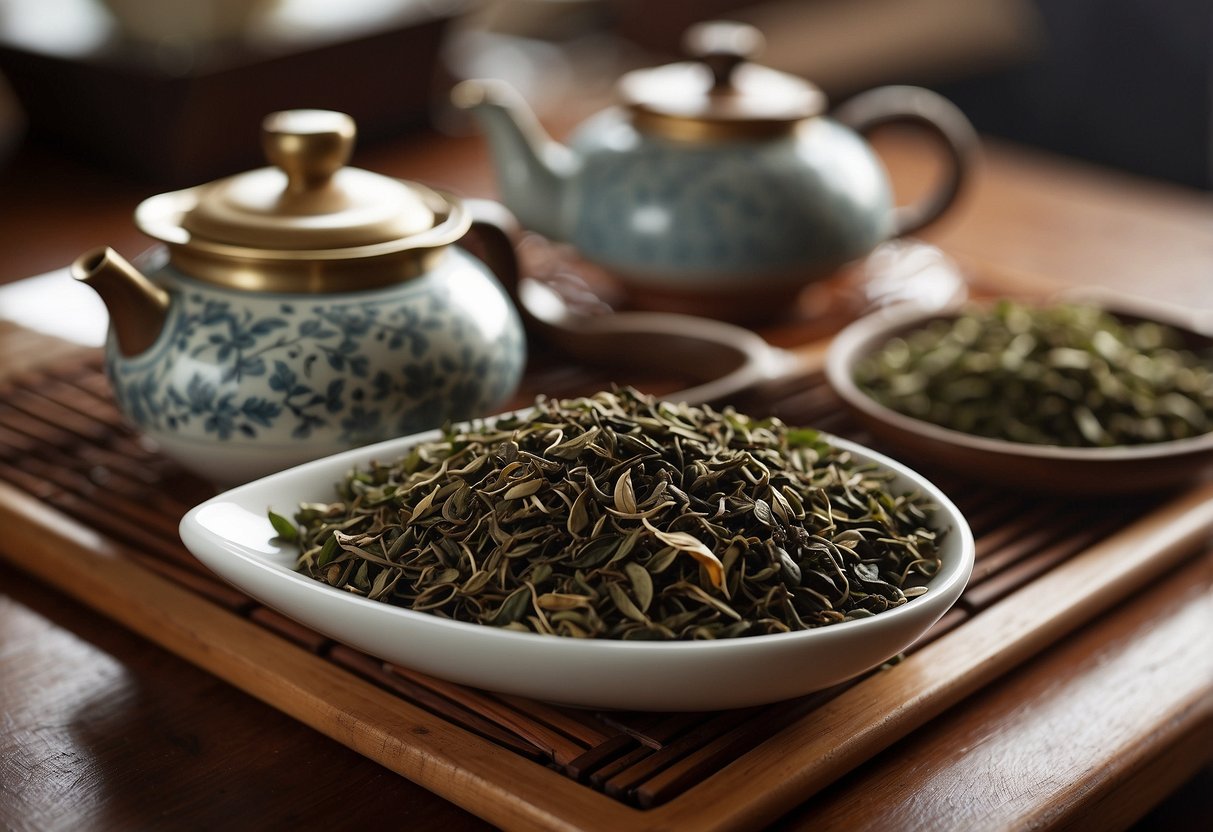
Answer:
[[458, 33, 975, 320], [106, 247, 525, 484], [562, 108, 895, 294]]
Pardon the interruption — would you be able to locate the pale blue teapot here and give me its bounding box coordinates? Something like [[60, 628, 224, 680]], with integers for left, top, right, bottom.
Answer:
[[454, 21, 976, 317], [72, 110, 526, 484]]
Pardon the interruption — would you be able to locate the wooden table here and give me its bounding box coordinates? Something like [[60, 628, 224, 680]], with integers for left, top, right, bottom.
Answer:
[[1, 118, 1211, 831]]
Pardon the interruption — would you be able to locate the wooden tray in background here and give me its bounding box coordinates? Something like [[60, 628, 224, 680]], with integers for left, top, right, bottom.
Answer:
[[1, 321, 1211, 831]]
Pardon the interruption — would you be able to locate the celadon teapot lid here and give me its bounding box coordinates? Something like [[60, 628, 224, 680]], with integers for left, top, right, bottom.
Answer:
[[135, 110, 470, 293], [618, 21, 827, 141]]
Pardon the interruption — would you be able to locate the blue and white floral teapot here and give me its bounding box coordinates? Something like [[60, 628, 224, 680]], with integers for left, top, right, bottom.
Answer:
[[455, 21, 977, 320], [72, 110, 526, 484]]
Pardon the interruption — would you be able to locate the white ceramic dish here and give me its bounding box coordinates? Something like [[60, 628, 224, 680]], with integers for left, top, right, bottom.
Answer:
[[179, 429, 974, 711]]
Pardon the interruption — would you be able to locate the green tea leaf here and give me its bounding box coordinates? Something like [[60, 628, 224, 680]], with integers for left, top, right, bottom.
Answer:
[[267, 509, 298, 542]]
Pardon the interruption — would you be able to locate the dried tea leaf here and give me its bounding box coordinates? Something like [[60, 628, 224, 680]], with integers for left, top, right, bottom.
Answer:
[[613, 469, 637, 514], [503, 477, 545, 501], [290, 388, 943, 640], [484, 586, 530, 626], [642, 517, 724, 590], [607, 582, 648, 623], [566, 488, 591, 536], [536, 592, 592, 611], [624, 561, 654, 612], [855, 301, 1213, 447]]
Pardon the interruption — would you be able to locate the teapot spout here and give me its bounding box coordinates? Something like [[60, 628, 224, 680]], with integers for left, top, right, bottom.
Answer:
[[452, 79, 578, 242], [71, 247, 169, 357]]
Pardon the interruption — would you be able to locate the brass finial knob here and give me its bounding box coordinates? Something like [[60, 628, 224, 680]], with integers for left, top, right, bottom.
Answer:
[[261, 110, 356, 193], [684, 20, 765, 89]]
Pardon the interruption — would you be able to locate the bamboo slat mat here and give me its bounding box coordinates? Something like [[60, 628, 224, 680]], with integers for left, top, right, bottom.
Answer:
[[2, 322, 1211, 831]]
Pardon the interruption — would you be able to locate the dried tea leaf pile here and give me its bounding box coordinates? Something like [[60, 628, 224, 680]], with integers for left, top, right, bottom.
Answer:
[[282, 389, 942, 640], [855, 301, 1213, 447]]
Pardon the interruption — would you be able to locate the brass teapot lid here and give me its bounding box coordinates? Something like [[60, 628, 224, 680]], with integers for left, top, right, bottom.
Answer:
[[618, 21, 826, 141], [135, 110, 469, 292]]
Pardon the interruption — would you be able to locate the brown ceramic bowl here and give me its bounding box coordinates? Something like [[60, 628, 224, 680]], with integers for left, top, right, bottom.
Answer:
[[824, 296, 1213, 495]]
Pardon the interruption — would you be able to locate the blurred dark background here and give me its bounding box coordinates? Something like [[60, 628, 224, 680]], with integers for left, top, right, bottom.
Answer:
[[0, 0, 1208, 189], [933, 0, 1211, 190], [596, 0, 1213, 191]]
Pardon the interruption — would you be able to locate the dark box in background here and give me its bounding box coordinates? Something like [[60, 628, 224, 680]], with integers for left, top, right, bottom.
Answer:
[[0, 2, 462, 187]]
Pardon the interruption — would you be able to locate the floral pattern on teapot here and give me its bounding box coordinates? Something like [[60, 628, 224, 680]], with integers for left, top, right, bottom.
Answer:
[[107, 252, 525, 479]]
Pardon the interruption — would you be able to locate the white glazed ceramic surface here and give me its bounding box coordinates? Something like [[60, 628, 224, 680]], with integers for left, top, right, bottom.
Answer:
[[179, 429, 974, 711], [107, 248, 525, 485]]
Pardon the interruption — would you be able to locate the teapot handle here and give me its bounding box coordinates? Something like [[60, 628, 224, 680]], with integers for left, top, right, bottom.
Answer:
[[463, 198, 522, 300], [834, 86, 978, 238]]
